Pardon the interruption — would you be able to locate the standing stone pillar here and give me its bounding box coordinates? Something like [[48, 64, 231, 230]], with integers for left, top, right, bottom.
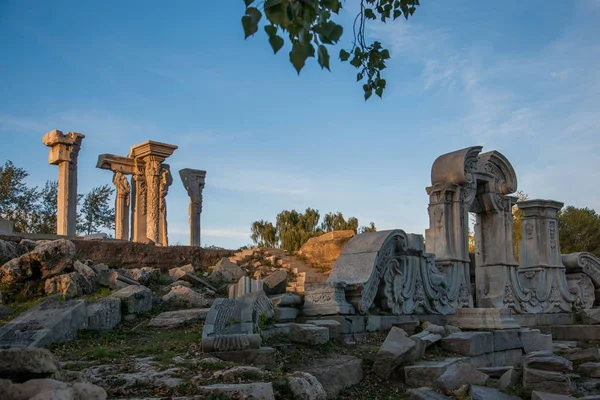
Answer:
[[129, 141, 177, 245], [159, 164, 173, 246], [131, 170, 147, 242], [112, 171, 130, 240], [516, 199, 577, 313], [42, 130, 85, 236], [179, 169, 206, 246]]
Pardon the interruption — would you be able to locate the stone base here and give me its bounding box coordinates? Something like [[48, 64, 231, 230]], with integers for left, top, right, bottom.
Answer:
[[445, 308, 520, 330], [513, 313, 576, 327], [0, 298, 87, 348], [212, 347, 277, 367], [539, 325, 600, 342]]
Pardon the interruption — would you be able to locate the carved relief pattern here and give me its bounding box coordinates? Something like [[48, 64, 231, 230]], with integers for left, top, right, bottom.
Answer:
[[525, 221, 534, 240], [549, 221, 557, 249], [144, 156, 162, 242]]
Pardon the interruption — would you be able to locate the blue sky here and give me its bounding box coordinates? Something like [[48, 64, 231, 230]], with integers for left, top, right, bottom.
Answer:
[[1, 1, 599, 249]]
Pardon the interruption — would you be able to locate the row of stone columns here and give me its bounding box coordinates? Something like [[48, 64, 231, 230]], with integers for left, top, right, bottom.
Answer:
[[42, 131, 206, 246]]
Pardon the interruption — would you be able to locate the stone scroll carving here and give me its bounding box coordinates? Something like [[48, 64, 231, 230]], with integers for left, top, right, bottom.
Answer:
[[562, 252, 600, 288], [317, 230, 463, 316]]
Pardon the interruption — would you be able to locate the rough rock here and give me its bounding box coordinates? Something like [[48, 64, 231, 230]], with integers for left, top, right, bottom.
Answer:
[[496, 368, 520, 390], [437, 362, 488, 391], [0, 348, 58, 382], [5, 378, 107, 400], [161, 286, 210, 308], [307, 320, 342, 340], [209, 258, 245, 283], [525, 353, 573, 372], [523, 368, 571, 395], [179, 272, 217, 292], [95, 268, 119, 289], [87, 297, 122, 330], [0, 256, 33, 283], [44, 271, 94, 297], [29, 239, 76, 279], [269, 293, 302, 307], [297, 230, 355, 270], [85, 357, 182, 389], [407, 388, 452, 399], [118, 268, 150, 286], [372, 327, 417, 379], [263, 270, 288, 295], [561, 347, 600, 362], [148, 308, 210, 329], [109, 285, 152, 314], [73, 260, 96, 280], [579, 362, 600, 378], [404, 359, 461, 388], [168, 264, 194, 281], [199, 383, 275, 400], [441, 332, 493, 356], [287, 371, 327, 400], [421, 321, 445, 336], [531, 392, 575, 400], [19, 239, 38, 252], [470, 385, 521, 400], [0, 239, 27, 265], [580, 308, 600, 325], [298, 356, 363, 399], [290, 324, 329, 345]]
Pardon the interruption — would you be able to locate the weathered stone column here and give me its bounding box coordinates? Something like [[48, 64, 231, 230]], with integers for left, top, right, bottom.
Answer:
[[159, 164, 173, 246], [179, 169, 206, 246], [112, 171, 130, 240], [129, 141, 177, 245], [131, 171, 147, 242], [42, 130, 85, 236]]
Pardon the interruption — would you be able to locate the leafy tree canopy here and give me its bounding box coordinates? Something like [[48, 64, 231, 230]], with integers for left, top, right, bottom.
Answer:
[[241, 0, 420, 100], [558, 206, 600, 258], [251, 207, 376, 251], [0, 160, 115, 236]]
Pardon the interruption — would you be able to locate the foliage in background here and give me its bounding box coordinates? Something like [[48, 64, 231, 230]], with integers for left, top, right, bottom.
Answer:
[[558, 206, 600, 258], [512, 190, 529, 260], [0, 160, 115, 236], [241, 0, 420, 100], [251, 207, 376, 251]]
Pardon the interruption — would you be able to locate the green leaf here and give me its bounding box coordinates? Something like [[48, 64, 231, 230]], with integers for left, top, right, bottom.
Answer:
[[364, 8, 377, 19], [356, 72, 364, 81], [264, 25, 277, 37], [381, 49, 390, 59], [244, 0, 255, 6], [317, 45, 330, 70], [242, 7, 262, 39], [265, 3, 285, 25], [339, 49, 350, 61], [349, 56, 362, 68], [322, 0, 342, 13], [393, 9, 402, 19], [290, 41, 315, 74], [269, 35, 285, 53], [363, 85, 373, 101], [328, 24, 343, 43], [375, 86, 384, 98]]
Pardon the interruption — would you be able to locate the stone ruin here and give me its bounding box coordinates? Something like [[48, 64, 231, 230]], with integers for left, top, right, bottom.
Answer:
[[302, 145, 600, 319]]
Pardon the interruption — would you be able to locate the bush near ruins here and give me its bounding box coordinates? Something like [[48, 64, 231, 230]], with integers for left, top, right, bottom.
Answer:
[[0, 160, 115, 235], [251, 207, 376, 252]]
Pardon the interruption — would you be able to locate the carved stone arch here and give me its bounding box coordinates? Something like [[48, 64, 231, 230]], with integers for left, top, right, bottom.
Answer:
[[478, 150, 518, 195], [563, 252, 600, 288], [431, 146, 483, 186], [326, 229, 408, 314]]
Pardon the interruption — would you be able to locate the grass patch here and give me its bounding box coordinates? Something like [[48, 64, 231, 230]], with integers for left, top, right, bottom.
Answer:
[[48, 318, 204, 364], [0, 296, 45, 327]]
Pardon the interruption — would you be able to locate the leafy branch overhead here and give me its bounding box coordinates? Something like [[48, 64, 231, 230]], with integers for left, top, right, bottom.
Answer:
[[241, 0, 420, 100]]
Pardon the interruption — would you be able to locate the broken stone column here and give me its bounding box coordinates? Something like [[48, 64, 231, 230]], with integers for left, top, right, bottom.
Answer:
[[42, 130, 85, 236], [179, 168, 206, 247], [159, 165, 173, 246], [129, 141, 177, 245], [112, 171, 130, 240], [131, 169, 147, 243]]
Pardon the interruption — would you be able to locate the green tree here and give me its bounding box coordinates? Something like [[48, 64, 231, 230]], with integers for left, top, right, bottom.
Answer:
[[31, 180, 59, 234], [321, 211, 359, 233], [251, 219, 278, 247], [0, 160, 40, 232], [512, 190, 529, 260], [241, 0, 420, 100], [359, 221, 377, 233], [77, 185, 116, 235], [558, 206, 600, 258]]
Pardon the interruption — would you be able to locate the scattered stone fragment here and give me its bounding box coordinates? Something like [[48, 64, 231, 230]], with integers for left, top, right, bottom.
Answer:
[[496, 368, 520, 390], [523, 368, 571, 395], [290, 324, 329, 345], [531, 391, 576, 400], [580, 308, 600, 325], [148, 308, 210, 329], [287, 371, 327, 400], [421, 321, 445, 335], [87, 297, 121, 330], [161, 286, 210, 308], [95, 268, 119, 289], [372, 327, 417, 379], [109, 285, 152, 314], [578, 362, 600, 378], [199, 382, 275, 400], [437, 362, 488, 391], [404, 359, 462, 388], [298, 356, 363, 399], [525, 353, 573, 373], [392, 321, 419, 335], [307, 320, 342, 340], [444, 325, 461, 335], [493, 329, 522, 351], [275, 306, 299, 322], [0, 239, 27, 265], [441, 332, 493, 356], [28, 239, 76, 279], [0, 348, 58, 382], [209, 258, 245, 283], [470, 385, 521, 400], [561, 347, 600, 362], [180, 272, 217, 292], [44, 271, 94, 297], [85, 357, 182, 389], [269, 293, 302, 307], [168, 264, 194, 281], [263, 270, 288, 295], [406, 388, 452, 399]]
